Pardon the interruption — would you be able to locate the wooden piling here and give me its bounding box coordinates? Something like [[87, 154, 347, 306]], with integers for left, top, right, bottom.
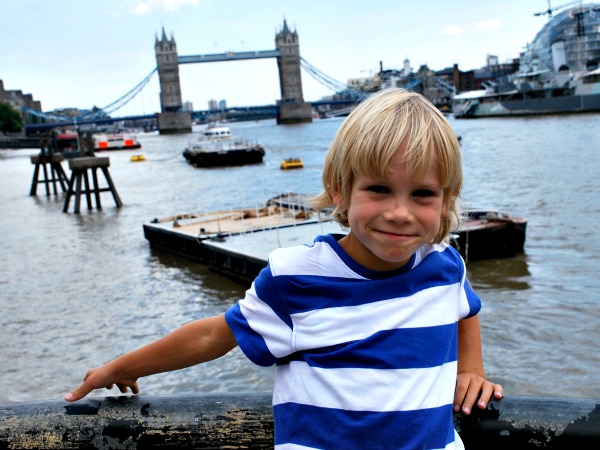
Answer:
[[29, 153, 69, 196], [62, 156, 123, 213], [0, 394, 598, 449]]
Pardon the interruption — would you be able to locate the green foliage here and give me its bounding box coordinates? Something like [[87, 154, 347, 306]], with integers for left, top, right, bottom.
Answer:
[[0, 103, 23, 133]]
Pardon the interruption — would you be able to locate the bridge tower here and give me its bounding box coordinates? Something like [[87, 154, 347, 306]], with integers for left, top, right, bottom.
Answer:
[[275, 20, 312, 124], [155, 28, 192, 134]]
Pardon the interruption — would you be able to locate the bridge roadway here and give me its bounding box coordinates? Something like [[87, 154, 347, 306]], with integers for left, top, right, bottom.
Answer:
[[178, 49, 281, 64], [24, 99, 359, 133]]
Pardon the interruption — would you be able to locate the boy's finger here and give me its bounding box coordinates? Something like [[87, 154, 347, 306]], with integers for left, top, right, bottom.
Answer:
[[476, 383, 494, 409], [494, 384, 504, 398], [116, 382, 140, 395], [460, 384, 480, 415], [63, 383, 93, 402]]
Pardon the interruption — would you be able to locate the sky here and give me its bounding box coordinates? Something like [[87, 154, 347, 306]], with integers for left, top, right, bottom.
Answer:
[[1, 0, 561, 115]]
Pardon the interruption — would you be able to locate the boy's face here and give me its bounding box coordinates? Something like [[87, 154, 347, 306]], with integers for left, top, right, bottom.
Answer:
[[332, 148, 447, 272]]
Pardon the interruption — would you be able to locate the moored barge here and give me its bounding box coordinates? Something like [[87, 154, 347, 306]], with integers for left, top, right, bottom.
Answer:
[[143, 194, 527, 282]]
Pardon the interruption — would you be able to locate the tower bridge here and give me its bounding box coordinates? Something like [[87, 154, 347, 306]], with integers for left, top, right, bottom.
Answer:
[[155, 19, 312, 134], [24, 19, 378, 135]]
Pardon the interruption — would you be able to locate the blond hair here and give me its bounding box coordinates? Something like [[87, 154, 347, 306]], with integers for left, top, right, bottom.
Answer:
[[313, 89, 463, 243]]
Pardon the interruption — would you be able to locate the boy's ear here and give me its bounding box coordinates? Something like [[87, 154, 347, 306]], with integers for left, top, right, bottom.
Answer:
[[441, 202, 448, 219], [330, 187, 341, 207]]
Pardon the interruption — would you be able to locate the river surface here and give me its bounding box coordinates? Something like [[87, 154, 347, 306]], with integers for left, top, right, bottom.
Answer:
[[1, 114, 599, 403]]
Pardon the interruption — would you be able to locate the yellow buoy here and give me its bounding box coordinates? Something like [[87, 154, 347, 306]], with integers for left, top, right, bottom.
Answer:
[[280, 158, 303, 169]]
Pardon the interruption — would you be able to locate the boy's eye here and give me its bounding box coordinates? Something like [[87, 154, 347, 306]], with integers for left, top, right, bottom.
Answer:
[[366, 185, 390, 194], [413, 189, 437, 197]]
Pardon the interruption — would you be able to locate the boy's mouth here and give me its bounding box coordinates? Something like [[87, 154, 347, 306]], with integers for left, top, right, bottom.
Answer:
[[375, 228, 416, 240]]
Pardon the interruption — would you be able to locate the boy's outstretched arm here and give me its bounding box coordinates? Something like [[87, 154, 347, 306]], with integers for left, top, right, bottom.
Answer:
[[64, 314, 237, 402], [454, 315, 503, 415]]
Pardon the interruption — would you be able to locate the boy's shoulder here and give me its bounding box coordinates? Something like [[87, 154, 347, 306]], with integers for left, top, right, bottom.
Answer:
[[268, 234, 355, 278], [414, 241, 452, 263], [268, 236, 463, 279], [413, 242, 466, 282], [415, 241, 463, 265]]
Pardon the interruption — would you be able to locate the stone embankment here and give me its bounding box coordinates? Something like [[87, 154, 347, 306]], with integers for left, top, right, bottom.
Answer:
[[0, 136, 39, 149], [0, 394, 599, 449]]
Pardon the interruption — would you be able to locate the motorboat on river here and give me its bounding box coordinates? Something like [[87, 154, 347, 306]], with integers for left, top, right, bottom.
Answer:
[[183, 124, 265, 167]]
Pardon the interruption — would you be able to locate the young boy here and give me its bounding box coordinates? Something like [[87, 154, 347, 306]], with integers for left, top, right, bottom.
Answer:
[[66, 89, 502, 449]]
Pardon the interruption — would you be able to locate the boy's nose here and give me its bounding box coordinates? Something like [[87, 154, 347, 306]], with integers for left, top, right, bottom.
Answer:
[[383, 198, 411, 222]]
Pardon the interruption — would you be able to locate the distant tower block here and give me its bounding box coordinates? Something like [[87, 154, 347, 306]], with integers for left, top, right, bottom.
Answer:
[[155, 28, 192, 134], [275, 20, 312, 124]]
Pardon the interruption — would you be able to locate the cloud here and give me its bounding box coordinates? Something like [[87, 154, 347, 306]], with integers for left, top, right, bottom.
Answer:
[[441, 25, 463, 37], [440, 19, 501, 38], [475, 19, 502, 31], [133, 3, 151, 14], [132, 0, 199, 15]]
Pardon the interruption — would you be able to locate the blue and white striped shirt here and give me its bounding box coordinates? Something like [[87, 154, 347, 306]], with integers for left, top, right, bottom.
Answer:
[[225, 234, 479, 449]]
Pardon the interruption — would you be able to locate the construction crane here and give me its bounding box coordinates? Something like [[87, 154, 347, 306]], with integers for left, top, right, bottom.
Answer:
[[534, 0, 582, 18], [533, 1, 600, 38]]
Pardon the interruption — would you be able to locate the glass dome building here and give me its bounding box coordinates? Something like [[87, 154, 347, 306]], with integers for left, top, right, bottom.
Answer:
[[520, 3, 600, 73]]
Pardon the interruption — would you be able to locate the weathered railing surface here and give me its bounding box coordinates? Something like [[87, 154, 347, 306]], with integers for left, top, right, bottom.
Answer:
[[0, 394, 598, 449]]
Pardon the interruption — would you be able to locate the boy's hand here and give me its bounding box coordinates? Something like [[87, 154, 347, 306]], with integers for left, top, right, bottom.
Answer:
[[454, 371, 503, 415], [64, 364, 140, 402]]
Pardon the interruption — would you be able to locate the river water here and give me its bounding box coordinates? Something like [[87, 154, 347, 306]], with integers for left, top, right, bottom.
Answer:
[[1, 113, 599, 403]]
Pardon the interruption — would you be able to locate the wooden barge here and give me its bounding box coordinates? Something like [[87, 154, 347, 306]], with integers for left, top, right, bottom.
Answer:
[[144, 200, 343, 283], [453, 209, 527, 262], [143, 195, 527, 282]]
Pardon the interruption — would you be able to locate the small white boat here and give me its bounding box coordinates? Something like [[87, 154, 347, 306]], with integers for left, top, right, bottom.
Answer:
[[200, 124, 233, 140], [93, 133, 141, 151]]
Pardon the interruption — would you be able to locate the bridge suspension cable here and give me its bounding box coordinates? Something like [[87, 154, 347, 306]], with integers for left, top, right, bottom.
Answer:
[[300, 57, 427, 98], [299, 57, 367, 98], [21, 107, 69, 122], [21, 68, 158, 127], [88, 67, 158, 117]]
